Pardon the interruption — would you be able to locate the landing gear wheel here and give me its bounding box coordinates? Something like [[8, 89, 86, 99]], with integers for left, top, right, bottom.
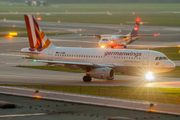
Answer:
[[124, 45, 127, 48], [106, 77, 114, 80], [83, 76, 92, 82]]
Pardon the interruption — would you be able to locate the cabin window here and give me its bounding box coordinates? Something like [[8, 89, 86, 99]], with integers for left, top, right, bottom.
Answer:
[[102, 39, 108, 41], [159, 57, 162, 60], [155, 57, 158, 60]]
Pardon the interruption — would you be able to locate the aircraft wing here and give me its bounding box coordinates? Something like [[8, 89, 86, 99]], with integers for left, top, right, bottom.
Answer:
[[119, 34, 158, 38], [81, 34, 101, 38], [132, 34, 158, 37], [31, 60, 115, 69]]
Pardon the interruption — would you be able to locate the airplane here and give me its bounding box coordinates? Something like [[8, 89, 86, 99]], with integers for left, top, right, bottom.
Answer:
[[21, 15, 175, 82], [83, 18, 158, 49]]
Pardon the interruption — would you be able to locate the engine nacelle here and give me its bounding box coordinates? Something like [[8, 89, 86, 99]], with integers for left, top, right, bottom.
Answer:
[[88, 68, 115, 79]]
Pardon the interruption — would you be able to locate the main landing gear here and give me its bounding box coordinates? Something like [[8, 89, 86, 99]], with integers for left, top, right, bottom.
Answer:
[[83, 76, 92, 82]]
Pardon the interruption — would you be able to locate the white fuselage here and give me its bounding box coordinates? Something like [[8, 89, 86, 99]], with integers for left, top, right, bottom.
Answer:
[[99, 35, 139, 48], [22, 47, 175, 74]]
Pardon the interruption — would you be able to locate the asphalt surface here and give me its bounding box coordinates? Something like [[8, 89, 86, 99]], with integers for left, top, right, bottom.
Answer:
[[0, 20, 180, 87], [1, 93, 180, 120]]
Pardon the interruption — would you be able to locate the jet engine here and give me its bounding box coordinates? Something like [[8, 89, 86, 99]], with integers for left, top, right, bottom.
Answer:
[[88, 68, 115, 80]]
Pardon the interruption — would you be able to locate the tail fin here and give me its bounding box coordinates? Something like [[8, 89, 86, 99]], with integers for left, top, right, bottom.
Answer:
[[24, 15, 54, 51], [130, 18, 140, 35]]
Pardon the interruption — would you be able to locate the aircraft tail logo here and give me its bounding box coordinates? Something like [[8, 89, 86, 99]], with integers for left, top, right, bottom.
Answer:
[[130, 18, 140, 35], [24, 15, 54, 51]]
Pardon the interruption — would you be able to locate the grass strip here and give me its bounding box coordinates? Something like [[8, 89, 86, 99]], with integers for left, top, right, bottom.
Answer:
[[1, 84, 180, 105], [1, 4, 180, 12], [0, 33, 72, 38], [0, 26, 27, 32], [1, 13, 180, 26]]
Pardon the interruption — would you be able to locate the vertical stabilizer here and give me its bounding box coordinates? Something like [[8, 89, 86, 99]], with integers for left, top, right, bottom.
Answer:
[[24, 15, 55, 51], [130, 18, 140, 35]]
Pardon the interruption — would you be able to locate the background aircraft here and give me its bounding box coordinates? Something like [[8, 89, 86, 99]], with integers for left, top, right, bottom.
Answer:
[[84, 18, 158, 49]]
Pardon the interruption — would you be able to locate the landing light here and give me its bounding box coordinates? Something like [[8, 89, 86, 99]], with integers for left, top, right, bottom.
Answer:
[[101, 46, 105, 48], [145, 72, 155, 80]]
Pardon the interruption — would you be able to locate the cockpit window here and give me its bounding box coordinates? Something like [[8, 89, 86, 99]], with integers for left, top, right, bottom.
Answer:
[[163, 57, 168, 60], [102, 39, 108, 41], [155, 56, 168, 60]]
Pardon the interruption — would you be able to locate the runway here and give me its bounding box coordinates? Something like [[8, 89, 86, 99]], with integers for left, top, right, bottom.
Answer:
[[0, 20, 180, 87]]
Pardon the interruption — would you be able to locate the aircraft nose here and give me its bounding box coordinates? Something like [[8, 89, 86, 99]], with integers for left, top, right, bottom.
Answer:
[[168, 60, 175, 70], [99, 41, 106, 46]]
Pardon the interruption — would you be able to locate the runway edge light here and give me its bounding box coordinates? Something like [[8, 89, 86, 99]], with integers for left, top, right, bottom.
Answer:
[[9, 32, 17, 36]]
